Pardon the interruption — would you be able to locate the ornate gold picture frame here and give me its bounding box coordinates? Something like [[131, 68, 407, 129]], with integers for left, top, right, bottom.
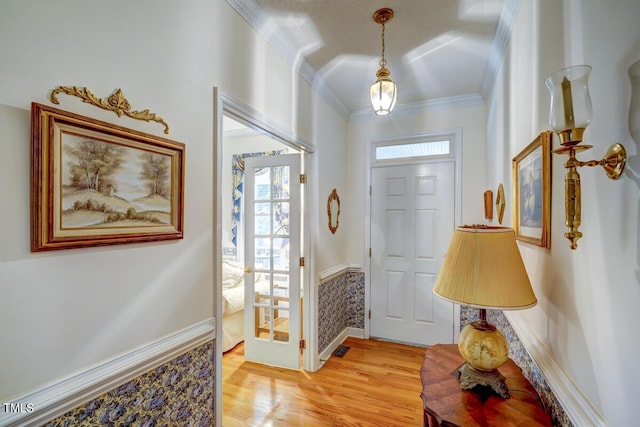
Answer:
[[495, 183, 506, 224], [327, 188, 341, 234], [483, 190, 493, 220], [31, 103, 185, 251], [512, 131, 552, 248]]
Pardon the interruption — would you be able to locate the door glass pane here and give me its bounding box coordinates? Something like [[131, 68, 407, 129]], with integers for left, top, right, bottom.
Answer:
[[273, 274, 290, 343], [256, 272, 271, 286], [254, 238, 270, 270], [255, 168, 270, 200], [273, 238, 290, 271], [272, 165, 290, 199], [273, 305, 290, 343], [255, 202, 270, 215], [273, 202, 289, 235], [274, 274, 290, 295], [254, 274, 272, 341], [255, 212, 270, 235]]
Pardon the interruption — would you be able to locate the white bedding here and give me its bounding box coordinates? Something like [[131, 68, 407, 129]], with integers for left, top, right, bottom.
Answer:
[[221, 260, 270, 352], [222, 310, 244, 352]]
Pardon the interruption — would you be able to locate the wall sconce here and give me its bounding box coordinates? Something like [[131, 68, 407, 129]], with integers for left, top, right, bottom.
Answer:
[[370, 8, 397, 115], [544, 65, 627, 249]]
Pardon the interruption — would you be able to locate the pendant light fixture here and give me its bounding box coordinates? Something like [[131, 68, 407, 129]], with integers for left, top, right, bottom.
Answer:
[[370, 8, 397, 115]]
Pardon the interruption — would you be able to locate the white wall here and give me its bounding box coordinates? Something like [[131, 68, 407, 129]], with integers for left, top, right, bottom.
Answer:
[[346, 103, 487, 265], [311, 100, 349, 275], [487, 1, 640, 425], [0, 0, 348, 406]]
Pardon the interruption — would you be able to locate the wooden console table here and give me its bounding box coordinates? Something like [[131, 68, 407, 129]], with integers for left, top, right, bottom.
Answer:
[[420, 344, 551, 427]]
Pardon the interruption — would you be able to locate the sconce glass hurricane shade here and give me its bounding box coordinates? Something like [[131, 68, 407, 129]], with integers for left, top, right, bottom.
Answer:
[[545, 65, 593, 146], [370, 70, 397, 115]]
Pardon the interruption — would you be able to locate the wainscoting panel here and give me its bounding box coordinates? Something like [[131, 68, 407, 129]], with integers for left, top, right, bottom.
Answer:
[[2, 319, 215, 427], [318, 267, 365, 355]]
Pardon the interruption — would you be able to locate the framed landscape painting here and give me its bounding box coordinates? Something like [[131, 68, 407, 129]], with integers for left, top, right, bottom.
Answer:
[[31, 103, 185, 251], [512, 130, 551, 248]]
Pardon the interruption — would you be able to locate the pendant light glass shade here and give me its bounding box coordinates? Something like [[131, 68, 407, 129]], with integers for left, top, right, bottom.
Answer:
[[370, 68, 397, 115]]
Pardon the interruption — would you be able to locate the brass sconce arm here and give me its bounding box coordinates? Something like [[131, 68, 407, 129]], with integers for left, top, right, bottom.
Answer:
[[554, 143, 626, 249]]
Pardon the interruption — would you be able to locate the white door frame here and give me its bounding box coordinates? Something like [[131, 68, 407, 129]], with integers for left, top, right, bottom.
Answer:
[[213, 89, 316, 427], [364, 129, 463, 344]]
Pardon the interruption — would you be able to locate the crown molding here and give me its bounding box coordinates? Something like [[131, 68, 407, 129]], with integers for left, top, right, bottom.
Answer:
[[480, 0, 522, 98], [351, 93, 485, 118], [225, 0, 351, 120], [227, 0, 511, 121]]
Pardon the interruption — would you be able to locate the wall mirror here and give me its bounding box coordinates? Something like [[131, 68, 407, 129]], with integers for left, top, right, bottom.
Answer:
[[327, 188, 341, 234]]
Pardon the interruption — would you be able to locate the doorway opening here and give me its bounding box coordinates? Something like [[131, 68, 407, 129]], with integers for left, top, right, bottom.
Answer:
[[214, 91, 315, 425], [221, 117, 303, 369]]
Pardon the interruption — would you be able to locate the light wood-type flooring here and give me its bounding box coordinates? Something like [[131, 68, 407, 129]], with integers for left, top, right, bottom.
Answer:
[[222, 337, 426, 426]]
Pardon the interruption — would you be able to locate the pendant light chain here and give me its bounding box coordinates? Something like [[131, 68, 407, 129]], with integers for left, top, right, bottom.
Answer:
[[380, 22, 387, 68]]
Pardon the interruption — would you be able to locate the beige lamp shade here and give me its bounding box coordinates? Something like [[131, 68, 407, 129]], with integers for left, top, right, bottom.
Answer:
[[433, 225, 537, 310]]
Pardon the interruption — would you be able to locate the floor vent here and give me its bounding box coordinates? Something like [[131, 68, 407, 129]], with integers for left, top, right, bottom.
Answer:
[[333, 345, 350, 358]]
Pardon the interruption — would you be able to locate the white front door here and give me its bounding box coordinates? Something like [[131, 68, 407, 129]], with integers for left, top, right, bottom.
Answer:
[[370, 161, 455, 345], [244, 154, 301, 369]]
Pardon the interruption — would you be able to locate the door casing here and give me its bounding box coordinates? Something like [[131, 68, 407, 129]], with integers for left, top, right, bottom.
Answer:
[[364, 130, 462, 344]]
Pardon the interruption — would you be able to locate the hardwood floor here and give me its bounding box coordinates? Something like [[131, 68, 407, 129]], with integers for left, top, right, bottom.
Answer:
[[222, 337, 426, 426]]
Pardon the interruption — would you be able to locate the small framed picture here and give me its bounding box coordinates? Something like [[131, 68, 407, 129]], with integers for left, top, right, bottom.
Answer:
[[31, 103, 185, 251], [512, 131, 552, 248], [483, 190, 493, 220]]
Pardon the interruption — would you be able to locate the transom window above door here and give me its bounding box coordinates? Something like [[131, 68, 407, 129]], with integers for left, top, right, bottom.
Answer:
[[373, 134, 455, 163]]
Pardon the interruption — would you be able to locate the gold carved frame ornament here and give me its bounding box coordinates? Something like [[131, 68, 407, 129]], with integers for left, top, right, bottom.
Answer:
[[327, 188, 341, 234]]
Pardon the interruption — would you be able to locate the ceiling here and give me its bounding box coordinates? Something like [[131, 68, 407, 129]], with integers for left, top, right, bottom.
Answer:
[[227, 0, 513, 117]]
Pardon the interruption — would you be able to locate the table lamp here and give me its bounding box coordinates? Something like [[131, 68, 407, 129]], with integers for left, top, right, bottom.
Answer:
[[433, 225, 537, 398]]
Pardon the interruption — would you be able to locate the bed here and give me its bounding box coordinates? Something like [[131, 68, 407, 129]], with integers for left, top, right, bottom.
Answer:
[[221, 260, 248, 352], [221, 260, 272, 352]]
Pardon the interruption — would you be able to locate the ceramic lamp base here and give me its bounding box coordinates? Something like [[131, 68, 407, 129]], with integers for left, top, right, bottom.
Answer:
[[459, 363, 510, 398], [457, 312, 510, 398]]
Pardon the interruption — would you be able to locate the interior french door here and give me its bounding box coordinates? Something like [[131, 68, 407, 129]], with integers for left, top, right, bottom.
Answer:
[[243, 154, 301, 369]]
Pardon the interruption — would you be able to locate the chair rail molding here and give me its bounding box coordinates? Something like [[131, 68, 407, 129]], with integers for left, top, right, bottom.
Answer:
[[319, 263, 361, 284]]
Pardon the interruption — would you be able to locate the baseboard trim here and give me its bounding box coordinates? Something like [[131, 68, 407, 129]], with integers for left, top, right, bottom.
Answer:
[[505, 312, 607, 427], [346, 327, 365, 339], [318, 327, 364, 368], [1, 318, 215, 427]]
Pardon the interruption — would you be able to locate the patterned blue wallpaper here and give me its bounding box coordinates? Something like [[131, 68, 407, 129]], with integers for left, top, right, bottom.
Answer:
[[461, 307, 572, 427], [43, 340, 215, 427], [318, 269, 365, 354], [346, 270, 365, 329]]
